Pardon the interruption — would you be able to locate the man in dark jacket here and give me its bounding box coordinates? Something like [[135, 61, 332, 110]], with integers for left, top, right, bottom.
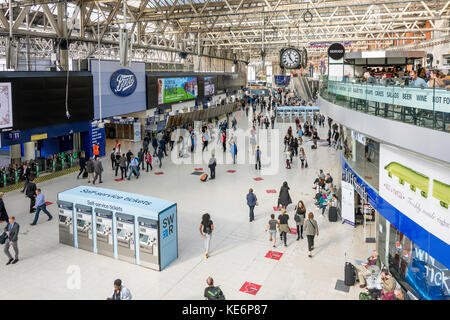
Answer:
[[26, 178, 37, 213], [77, 155, 87, 179], [4, 216, 19, 265], [126, 150, 133, 171], [20, 163, 31, 193], [208, 154, 217, 180], [137, 148, 145, 170], [86, 157, 95, 183], [246, 188, 257, 222], [157, 147, 163, 168], [152, 136, 158, 156]]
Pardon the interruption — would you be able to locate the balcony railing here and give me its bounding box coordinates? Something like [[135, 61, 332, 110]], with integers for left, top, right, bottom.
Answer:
[[320, 76, 450, 133]]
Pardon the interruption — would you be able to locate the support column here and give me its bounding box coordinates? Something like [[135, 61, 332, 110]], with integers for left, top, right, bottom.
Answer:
[[24, 141, 35, 161], [351, 135, 356, 162], [10, 144, 22, 163], [197, 32, 201, 72]]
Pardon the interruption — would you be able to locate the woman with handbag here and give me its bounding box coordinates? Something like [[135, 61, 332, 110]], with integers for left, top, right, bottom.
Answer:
[[277, 208, 290, 247], [294, 201, 306, 240], [299, 147, 307, 168], [246, 188, 257, 222], [303, 212, 319, 258], [200, 213, 214, 259]]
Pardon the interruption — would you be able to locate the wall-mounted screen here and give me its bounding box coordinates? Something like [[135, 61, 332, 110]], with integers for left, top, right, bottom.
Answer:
[[0, 82, 13, 130], [204, 77, 215, 96], [157, 77, 198, 105], [274, 75, 291, 86]]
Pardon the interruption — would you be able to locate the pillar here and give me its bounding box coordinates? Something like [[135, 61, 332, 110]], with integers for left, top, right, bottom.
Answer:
[[24, 141, 35, 161], [10, 144, 21, 163], [351, 135, 356, 163]]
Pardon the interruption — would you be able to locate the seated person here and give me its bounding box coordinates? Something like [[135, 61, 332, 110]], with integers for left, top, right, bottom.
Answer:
[[325, 173, 333, 184], [355, 250, 381, 288], [394, 289, 410, 300], [380, 269, 396, 300], [313, 170, 326, 185]]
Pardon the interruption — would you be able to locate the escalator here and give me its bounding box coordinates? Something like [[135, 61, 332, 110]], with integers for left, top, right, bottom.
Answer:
[[301, 76, 313, 101]]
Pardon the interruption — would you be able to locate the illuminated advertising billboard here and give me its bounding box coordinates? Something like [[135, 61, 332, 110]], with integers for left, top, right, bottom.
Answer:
[[157, 77, 198, 105], [204, 76, 215, 96]]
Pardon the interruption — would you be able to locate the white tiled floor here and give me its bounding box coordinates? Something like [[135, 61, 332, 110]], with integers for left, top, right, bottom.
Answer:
[[0, 107, 374, 300]]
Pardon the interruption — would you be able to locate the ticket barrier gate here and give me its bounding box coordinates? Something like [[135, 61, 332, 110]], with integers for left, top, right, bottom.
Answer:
[[95, 208, 114, 258], [115, 213, 136, 264], [75, 204, 94, 252], [138, 217, 159, 269], [58, 200, 75, 246]]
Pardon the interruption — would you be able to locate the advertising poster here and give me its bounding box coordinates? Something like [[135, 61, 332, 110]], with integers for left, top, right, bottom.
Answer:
[[379, 144, 450, 246], [158, 77, 198, 105], [0, 83, 13, 130], [133, 122, 141, 142], [341, 180, 355, 226], [89, 121, 106, 158], [204, 77, 215, 96], [274, 75, 291, 87]]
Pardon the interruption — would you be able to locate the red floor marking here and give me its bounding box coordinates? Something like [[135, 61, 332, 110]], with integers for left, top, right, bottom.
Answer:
[[154, 172, 164, 175], [273, 206, 280, 211], [45, 201, 53, 206], [227, 170, 236, 173], [289, 228, 297, 234], [254, 177, 264, 181], [364, 176, 373, 180], [265, 251, 283, 261], [239, 282, 262, 295], [194, 168, 204, 171], [114, 178, 124, 182], [266, 189, 277, 193]]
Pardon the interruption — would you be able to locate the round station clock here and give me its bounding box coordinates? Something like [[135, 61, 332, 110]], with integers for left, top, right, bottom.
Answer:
[[280, 48, 302, 69]]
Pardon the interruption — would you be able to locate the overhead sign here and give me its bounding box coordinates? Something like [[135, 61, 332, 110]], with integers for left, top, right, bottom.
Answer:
[[328, 43, 345, 60], [110, 69, 137, 97], [0, 83, 13, 130], [379, 144, 450, 246], [327, 81, 450, 112]]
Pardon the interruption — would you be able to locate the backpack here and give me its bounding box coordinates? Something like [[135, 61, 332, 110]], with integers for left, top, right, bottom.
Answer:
[[206, 286, 226, 300]]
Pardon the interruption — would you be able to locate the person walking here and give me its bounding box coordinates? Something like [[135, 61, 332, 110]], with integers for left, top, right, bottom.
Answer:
[[30, 189, 53, 225], [157, 147, 163, 168], [278, 181, 292, 209], [0, 192, 9, 223], [204, 277, 225, 300], [152, 136, 158, 157], [294, 200, 306, 240], [26, 178, 37, 213], [110, 148, 116, 170], [265, 214, 279, 248], [126, 149, 133, 171], [93, 157, 103, 185], [20, 163, 31, 193], [3, 216, 19, 265], [77, 154, 87, 179], [202, 132, 209, 152], [143, 137, 149, 155], [277, 208, 290, 247], [255, 146, 262, 170], [208, 154, 216, 180], [137, 148, 145, 170], [114, 152, 121, 177], [246, 188, 257, 222], [200, 213, 213, 259], [127, 155, 140, 180], [119, 154, 127, 179], [86, 157, 95, 184], [145, 151, 153, 172], [304, 212, 319, 258], [230, 141, 237, 164], [110, 279, 132, 300], [299, 147, 307, 168]]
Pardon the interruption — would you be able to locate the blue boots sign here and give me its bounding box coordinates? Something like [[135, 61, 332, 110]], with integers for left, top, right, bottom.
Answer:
[[110, 69, 137, 97]]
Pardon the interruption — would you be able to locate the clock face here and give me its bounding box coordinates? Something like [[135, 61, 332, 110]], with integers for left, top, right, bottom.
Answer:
[[280, 48, 301, 69]]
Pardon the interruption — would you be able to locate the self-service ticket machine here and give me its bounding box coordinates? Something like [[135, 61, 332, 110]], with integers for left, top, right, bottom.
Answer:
[[57, 200, 74, 246], [115, 213, 136, 264], [75, 204, 94, 252], [138, 217, 159, 269], [95, 208, 114, 258]]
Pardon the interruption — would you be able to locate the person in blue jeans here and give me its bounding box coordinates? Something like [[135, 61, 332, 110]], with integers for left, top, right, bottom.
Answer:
[[30, 189, 53, 226], [127, 155, 140, 180], [246, 188, 257, 222]]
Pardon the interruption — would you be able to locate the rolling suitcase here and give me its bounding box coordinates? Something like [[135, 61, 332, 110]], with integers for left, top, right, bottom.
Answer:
[[329, 206, 338, 222], [200, 173, 208, 182], [344, 262, 356, 286]]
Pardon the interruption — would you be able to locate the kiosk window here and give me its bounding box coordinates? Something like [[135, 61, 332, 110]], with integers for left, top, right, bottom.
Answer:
[[77, 220, 85, 228], [97, 224, 104, 232], [117, 229, 125, 237], [140, 234, 149, 243], [59, 216, 67, 223]]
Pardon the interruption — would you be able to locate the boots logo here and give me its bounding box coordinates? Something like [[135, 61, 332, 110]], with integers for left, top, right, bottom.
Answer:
[[110, 69, 137, 97]]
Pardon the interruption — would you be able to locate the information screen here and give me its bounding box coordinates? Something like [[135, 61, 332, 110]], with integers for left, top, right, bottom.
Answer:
[[204, 77, 215, 96], [157, 77, 198, 104]]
